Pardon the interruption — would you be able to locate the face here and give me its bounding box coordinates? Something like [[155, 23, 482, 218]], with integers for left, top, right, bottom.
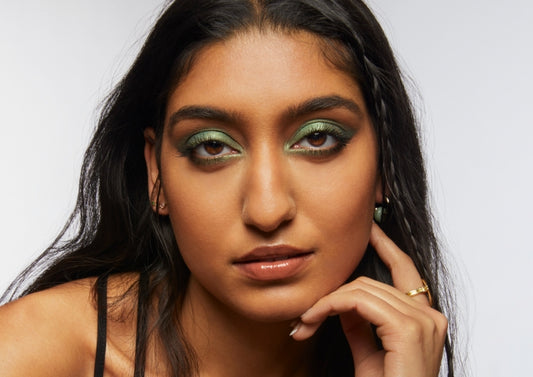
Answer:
[[145, 30, 381, 322]]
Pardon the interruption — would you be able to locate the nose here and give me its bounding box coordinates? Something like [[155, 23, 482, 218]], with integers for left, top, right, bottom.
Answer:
[[241, 146, 296, 233]]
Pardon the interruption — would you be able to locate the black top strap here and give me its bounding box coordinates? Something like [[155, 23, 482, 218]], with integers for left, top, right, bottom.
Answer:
[[133, 272, 149, 377], [94, 275, 108, 377]]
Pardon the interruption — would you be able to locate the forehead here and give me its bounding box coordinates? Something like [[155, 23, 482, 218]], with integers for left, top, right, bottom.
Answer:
[[166, 29, 365, 121]]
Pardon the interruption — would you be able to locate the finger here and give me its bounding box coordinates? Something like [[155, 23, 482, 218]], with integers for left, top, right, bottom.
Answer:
[[369, 223, 430, 305], [333, 278, 445, 336], [302, 281, 431, 326], [291, 279, 448, 376], [329, 277, 423, 311], [346, 278, 447, 337], [293, 283, 422, 341], [293, 288, 403, 341], [296, 288, 447, 376]]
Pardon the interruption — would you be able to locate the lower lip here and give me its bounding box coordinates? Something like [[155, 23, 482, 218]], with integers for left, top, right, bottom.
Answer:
[[234, 253, 313, 281]]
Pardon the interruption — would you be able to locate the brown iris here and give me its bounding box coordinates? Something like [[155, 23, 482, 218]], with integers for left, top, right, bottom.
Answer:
[[307, 132, 327, 147], [203, 140, 224, 155]]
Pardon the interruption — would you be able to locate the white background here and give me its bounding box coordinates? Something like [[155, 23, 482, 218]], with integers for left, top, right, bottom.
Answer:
[[1, 1, 531, 376]]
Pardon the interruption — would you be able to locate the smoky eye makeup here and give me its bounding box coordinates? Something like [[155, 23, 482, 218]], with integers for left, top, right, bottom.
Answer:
[[175, 119, 354, 166], [176, 129, 243, 165], [285, 119, 356, 157]]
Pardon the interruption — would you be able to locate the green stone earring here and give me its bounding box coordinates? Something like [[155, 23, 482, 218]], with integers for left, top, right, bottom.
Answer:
[[373, 196, 390, 224]]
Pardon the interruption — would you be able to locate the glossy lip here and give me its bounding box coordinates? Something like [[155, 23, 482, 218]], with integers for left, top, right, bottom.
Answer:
[[233, 245, 314, 281]]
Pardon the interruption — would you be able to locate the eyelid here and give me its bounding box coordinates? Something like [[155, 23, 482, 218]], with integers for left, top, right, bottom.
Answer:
[[285, 119, 355, 150], [177, 129, 243, 155]]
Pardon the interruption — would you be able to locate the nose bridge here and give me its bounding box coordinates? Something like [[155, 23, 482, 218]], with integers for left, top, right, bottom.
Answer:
[[241, 143, 295, 232]]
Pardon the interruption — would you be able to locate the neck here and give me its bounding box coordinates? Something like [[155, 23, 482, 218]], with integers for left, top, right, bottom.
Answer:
[[180, 279, 316, 377]]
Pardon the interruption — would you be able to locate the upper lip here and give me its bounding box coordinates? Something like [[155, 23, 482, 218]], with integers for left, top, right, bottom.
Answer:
[[233, 245, 313, 264]]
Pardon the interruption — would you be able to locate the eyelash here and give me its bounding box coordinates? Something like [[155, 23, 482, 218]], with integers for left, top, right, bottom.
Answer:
[[287, 119, 354, 157], [178, 120, 354, 166], [178, 130, 242, 166]]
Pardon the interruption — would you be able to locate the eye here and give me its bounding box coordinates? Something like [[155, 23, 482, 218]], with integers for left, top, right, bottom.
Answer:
[[293, 131, 338, 150], [178, 130, 242, 165], [288, 119, 355, 156], [194, 140, 236, 158]]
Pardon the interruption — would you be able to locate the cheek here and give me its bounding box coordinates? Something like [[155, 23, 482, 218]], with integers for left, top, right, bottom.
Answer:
[[160, 164, 241, 269], [317, 191, 373, 279], [295, 158, 377, 281], [296, 155, 377, 236]]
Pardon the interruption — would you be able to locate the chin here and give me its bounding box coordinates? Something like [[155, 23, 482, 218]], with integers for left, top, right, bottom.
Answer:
[[228, 286, 327, 323], [240, 307, 303, 323]]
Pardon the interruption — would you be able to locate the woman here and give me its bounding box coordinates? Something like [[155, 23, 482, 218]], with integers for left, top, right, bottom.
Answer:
[[0, 0, 457, 376]]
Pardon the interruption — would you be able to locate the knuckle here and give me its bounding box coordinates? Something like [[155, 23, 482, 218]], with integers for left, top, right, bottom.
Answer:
[[422, 309, 448, 340], [423, 316, 437, 335], [322, 300, 336, 313], [313, 294, 332, 309], [402, 317, 423, 337], [435, 313, 449, 336], [355, 276, 373, 286]]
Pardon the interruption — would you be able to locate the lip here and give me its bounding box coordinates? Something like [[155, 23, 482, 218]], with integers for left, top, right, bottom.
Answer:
[[233, 245, 314, 281]]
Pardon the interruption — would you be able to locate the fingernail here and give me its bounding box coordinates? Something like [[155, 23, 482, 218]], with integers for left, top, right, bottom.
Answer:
[[289, 321, 301, 337]]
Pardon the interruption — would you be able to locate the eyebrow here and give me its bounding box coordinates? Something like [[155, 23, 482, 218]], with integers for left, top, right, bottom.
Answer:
[[168, 106, 240, 129], [167, 95, 363, 130], [286, 95, 364, 120]]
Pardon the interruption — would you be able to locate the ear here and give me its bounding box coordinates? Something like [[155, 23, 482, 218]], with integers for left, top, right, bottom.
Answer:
[[144, 128, 168, 215]]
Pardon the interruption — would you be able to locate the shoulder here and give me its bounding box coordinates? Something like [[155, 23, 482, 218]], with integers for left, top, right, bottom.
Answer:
[[0, 278, 98, 376], [0, 274, 143, 376]]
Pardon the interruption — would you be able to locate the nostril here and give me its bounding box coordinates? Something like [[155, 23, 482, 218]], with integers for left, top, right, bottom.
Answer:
[[241, 196, 296, 233], [244, 216, 294, 235]]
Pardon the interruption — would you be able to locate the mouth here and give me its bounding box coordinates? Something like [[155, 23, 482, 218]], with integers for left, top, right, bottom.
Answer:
[[234, 252, 312, 263], [233, 245, 314, 281]]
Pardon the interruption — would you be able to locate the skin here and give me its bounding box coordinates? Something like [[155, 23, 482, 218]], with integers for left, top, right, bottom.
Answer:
[[152, 30, 379, 321], [0, 30, 447, 377], [145, 30, 448, 377], [0, 275, 148, 376], [146, 29, 381, 377]]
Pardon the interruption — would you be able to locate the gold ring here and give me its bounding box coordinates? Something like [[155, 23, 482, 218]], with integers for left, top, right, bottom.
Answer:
[[405, 279, 433, 306]]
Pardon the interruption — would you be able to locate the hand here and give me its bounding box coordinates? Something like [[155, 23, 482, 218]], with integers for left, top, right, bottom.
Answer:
[[291, 223, 448, 377]]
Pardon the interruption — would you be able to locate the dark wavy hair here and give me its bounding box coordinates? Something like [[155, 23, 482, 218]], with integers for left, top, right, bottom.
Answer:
[[2, 1, 459, 376]]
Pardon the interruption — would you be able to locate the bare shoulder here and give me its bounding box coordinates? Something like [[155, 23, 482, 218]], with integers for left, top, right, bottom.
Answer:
[[0, 278, 98, 377]]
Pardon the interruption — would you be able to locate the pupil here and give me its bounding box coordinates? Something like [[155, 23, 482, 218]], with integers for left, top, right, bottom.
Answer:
[[204, 141, 224, 155], [308, 132, 327, 147]]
